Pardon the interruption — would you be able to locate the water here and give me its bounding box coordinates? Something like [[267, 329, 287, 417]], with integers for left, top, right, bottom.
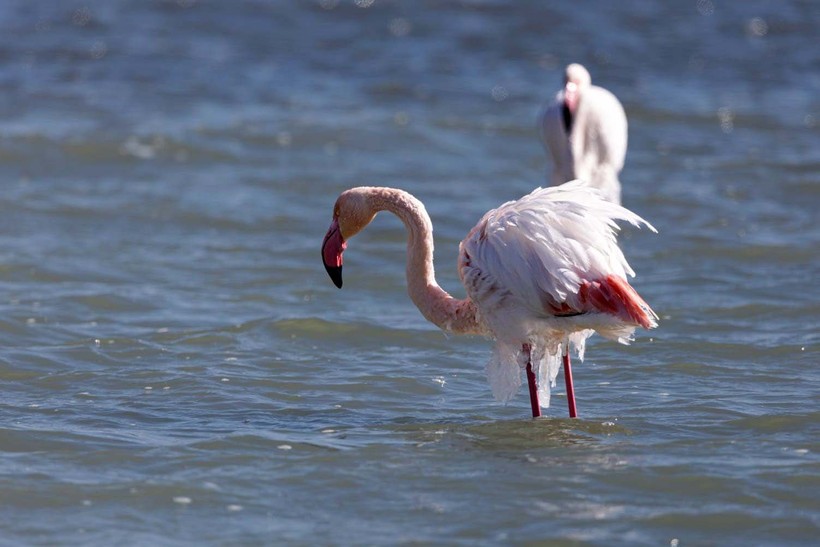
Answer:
[[0, 0, 817, 544]]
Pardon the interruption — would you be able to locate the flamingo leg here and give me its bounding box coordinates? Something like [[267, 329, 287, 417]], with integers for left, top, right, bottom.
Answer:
[[563, 347, 578, 418], [523, 344, 541, 418]]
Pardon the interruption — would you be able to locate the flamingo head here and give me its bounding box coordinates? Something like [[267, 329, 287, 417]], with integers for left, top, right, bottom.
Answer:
[[563, 63, 591, 114], [321, 188, 377, 288]]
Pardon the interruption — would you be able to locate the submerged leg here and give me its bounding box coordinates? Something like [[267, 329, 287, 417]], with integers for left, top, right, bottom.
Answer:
[[563, 346, 578, 418], [523, 344, 541, 418]]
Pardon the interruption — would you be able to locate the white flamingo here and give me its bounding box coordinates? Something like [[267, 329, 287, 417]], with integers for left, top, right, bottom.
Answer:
[[539, 63, 628, 204], [321, 181, 657, 417]]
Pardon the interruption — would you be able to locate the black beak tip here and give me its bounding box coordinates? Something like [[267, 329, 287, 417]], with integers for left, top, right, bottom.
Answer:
[[325, 264, 343, 289]]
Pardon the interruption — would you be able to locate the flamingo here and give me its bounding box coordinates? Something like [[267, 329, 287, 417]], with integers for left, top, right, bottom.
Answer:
[[539, 63, 628, 205], [321, 181, 657, 418]]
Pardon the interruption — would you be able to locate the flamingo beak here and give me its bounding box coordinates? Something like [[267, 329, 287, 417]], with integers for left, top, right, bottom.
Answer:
[[564, 81, 580, 114], [322, 218, 346, 288]]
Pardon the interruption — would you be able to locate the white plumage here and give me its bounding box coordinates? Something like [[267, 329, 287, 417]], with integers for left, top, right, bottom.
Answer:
[[539, 64, 628, 204], [458, 181, 656, 406]]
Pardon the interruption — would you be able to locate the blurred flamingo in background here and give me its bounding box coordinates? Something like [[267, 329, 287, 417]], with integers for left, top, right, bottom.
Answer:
[[539, 64, 628, 204], [321, 181, 657, 417]]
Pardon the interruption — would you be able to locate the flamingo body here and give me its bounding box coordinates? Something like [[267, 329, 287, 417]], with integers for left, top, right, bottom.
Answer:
[[458, 181, 656, 407], [539, 64, 627, 204], [322, 181, 657, 415]]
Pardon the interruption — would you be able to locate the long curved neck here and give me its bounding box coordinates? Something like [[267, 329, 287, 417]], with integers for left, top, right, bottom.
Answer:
[[368, 188, 482, 335]]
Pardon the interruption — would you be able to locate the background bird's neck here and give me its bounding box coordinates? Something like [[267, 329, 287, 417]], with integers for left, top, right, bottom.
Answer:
[[371, 188, 482, 335]]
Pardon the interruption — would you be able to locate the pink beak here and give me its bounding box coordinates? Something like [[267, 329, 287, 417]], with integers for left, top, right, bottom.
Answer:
[[564, 81, 580, 114], [322, 218, 346, 288]]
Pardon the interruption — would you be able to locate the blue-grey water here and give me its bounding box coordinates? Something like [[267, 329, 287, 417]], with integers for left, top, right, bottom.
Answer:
[[0, 1, 818, 545]]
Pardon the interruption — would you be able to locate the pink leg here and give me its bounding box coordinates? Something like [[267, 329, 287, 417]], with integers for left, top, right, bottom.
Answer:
[[563, 349, 578, 418], [523, 344, 541, 418]]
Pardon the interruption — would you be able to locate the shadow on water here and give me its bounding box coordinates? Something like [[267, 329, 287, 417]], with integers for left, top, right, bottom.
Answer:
[[222, 410, 637, 456], [383, 415, 632, 452]]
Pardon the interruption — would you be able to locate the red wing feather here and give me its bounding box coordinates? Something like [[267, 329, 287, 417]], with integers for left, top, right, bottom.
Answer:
[[578, 275, 657, 329]]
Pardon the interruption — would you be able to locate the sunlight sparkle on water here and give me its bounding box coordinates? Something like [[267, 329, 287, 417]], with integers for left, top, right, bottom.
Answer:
[[746, 17, 768, 38]]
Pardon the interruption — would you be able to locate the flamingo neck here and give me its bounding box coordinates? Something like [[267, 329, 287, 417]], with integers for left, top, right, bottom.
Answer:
[[367, 188, 482, 335]]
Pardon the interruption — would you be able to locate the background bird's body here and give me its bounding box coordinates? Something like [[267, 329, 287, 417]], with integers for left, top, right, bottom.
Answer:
[[540, 64, 628, 204]]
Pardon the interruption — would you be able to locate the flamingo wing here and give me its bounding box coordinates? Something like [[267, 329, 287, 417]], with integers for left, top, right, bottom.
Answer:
[[459, 181, 655, 323]]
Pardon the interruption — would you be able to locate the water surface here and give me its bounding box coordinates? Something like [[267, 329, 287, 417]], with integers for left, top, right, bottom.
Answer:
[[0, 1, 817, 545]]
